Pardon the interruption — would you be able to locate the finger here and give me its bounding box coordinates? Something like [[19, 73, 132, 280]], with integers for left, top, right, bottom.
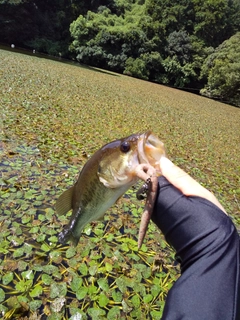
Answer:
[[159, 157, 227, 214]]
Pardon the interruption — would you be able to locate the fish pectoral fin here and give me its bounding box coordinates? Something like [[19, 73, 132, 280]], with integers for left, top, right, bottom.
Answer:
[[55, 186, 74, 215]]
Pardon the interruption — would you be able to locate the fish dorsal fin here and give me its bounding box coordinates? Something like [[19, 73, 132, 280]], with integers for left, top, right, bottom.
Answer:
[[55, 186, 74, 215]]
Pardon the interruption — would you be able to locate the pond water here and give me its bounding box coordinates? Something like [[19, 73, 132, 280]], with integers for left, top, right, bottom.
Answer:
[[0, 138, 177, 319]]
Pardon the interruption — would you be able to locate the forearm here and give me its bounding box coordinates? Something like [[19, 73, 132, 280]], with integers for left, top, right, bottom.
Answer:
[[151, 176, 240, 320]]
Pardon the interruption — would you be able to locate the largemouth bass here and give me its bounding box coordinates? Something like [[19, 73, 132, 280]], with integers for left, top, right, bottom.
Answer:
[[56, 131, 165, 245]]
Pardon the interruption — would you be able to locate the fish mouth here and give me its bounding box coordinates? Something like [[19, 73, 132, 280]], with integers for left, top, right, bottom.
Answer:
[[138, 131, 166, 168]]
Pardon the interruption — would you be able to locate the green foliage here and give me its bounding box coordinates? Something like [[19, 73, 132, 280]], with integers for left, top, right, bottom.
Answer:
[[27, 38, 64, 56], [167, 31, 192, 64], [200, 32, 240, 106], [67, 0, 240, 96], [145, 0, 240, 47], [140, 51, 165, 83], [124, 51, 167, 83], [1, 0, 240, 97], [0, 0, 85, 56], [0, 49, 239, 318], [69, 7, 147, 71], [159, 30, 197, 87], [162, 57, 197, 87], [124, 56, 149, 80], [193, 0, 240, 47]]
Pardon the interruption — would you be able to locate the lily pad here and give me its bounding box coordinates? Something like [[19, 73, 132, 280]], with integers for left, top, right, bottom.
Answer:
[[97, 278, 109, 291], [0, 289, 5, 303], [69, 311, 87, 320], [98, 292, 109, 308], [29, 299, 43, 311], [88, 307, 106, 319], [107, 306, 121, 319], [112, 290, 122, 302], [78, 262, 88, 276], [0, 48, 239, 320], [15, 279, 33, 293], [66, 247, 76, 258], [42, 273, 53, 285], [76, 287, 88, 300], [22, 270, 34, 280], [50, 282, 67, 299], [70, 276, 83, 292], [50, 297, 66, 312], [29, 285, 43, 298]]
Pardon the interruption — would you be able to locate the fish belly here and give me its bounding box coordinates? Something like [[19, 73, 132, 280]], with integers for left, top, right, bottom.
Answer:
[[58, 184, 132, 245]]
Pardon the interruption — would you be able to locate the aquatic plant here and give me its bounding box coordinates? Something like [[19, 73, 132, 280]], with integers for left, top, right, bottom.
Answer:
[[0, 49, 239, 319]]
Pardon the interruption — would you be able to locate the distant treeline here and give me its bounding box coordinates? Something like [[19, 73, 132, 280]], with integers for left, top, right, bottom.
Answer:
[[0, 0, 239, 106]]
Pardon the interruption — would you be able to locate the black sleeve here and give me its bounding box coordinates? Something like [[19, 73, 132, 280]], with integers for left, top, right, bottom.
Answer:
[[151, 177, 240, 320]]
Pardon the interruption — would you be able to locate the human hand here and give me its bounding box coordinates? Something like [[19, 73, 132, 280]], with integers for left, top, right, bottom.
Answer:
[[158, 157, 227, 214], [134, 157, 227, 249]]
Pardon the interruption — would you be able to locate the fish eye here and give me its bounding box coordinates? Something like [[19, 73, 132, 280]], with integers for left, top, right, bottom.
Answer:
[[120, 141, 131, 153]]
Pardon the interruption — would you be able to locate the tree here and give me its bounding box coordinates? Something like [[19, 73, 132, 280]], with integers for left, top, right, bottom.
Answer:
[[69, 5, 147, 71], [124, 56, 149, 80], [166, 30, 192, 64], [1, 0, 240, 99], [192, 0, 239, 47], [200, 32, 240, 107], [0, 0, 85, 55]]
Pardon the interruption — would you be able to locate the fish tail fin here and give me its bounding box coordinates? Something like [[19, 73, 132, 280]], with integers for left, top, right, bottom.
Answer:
[[55, 186, 74, 215], [58, 228, 79, 246]]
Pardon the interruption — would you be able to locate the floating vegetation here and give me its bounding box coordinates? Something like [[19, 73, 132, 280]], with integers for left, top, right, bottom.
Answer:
[[0, 139, 178, 319], [0, 49, 239, 319]]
